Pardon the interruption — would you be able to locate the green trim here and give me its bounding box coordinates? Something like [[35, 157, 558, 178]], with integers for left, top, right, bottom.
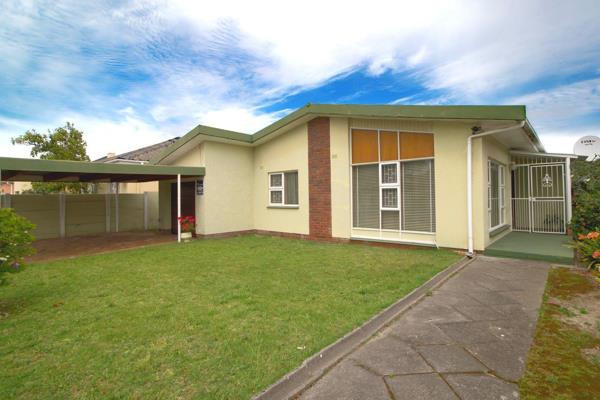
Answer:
[[151, 103, 531, 164], [0, 156, 204, 181], [150, 125, 251, 164]]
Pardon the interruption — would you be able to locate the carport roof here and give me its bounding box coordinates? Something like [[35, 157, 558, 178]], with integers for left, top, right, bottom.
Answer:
[[0, 157, 204, 183]]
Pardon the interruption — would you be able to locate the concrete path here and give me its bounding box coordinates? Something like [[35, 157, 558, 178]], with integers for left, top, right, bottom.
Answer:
[[298, 256, 550, 400]]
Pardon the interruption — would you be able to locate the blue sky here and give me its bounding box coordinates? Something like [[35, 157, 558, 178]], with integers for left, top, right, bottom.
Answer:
[[1, 0, 599, 159]]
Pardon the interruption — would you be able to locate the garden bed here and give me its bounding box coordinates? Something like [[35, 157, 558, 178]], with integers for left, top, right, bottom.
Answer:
[[520, 267, 600, 399]]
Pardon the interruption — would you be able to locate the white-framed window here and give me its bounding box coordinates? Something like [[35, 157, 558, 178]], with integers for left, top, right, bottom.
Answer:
[[381, 162, 399, 186], [488, 160, 505, 230], [380, 162, 400, 211], [268, 171, 299, 206]]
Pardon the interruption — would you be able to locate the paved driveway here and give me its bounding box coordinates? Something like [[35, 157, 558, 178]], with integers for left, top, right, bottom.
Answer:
[[299, 256, 550, 400]]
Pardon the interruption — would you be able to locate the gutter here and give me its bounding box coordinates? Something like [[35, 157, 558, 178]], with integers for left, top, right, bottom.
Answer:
[[466, 121, 525, 256]]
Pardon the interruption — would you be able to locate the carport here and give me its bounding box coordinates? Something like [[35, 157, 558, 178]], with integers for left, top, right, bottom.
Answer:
[[0, 157, 204, 242]]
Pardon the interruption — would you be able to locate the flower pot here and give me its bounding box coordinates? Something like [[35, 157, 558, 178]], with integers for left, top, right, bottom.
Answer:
[[181, 232, 193, 241]]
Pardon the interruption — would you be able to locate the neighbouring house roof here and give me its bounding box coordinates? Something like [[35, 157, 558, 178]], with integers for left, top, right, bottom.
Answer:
[[95, 137, 180, 163], [151, 103, 542, 165], [0, 156, 204, 183]]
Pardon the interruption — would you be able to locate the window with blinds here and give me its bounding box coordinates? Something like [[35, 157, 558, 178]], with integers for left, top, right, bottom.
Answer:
[[352, 164, 380, 228], [402, 160, 435, 232], [351, 128, 435, 233]]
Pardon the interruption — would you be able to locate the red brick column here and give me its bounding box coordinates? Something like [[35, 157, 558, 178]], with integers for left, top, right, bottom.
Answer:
[[308, 117, 332, 239]]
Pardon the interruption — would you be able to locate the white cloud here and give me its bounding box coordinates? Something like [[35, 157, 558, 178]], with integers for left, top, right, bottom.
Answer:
[[539, 126, 600, 154], [510, 78, 600, 128], [0, 112, 171, 161], [1, 0, 600, 157], [196, 107, 288, 133]]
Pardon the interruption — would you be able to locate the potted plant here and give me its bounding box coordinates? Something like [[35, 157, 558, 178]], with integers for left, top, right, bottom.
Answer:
[[178, 215, 196, 242]]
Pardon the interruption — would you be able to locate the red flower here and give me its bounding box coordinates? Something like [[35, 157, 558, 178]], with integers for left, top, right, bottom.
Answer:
[[593, 250, 600, 259], [578, 234, 586, 240], [177, 215, 196, 232], [587, 231, 600, 240]]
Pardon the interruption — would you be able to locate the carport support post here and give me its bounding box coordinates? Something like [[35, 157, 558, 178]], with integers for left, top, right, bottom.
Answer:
[[143, 191, 148, 230], [105, 193, 111, 232], [177, 174, 181, 243], [58, 192, 66, 238], [566, 157, 572, 224], [115, 184, 119, 233]]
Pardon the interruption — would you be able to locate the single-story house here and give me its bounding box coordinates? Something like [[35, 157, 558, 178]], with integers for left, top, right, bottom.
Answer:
[[149, 103, 576, 254]]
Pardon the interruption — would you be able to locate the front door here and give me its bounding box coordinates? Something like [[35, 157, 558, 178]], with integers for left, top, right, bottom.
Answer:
[[170, 182, 196, 234], [511, 164, 566, 234]]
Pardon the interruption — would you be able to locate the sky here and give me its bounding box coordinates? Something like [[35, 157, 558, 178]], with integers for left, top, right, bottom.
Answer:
[[1, 0, 599, 160]]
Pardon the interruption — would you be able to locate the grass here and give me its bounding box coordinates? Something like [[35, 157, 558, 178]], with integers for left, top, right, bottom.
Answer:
[[0, 235, 460, 399], [520, 267, 600, 400]]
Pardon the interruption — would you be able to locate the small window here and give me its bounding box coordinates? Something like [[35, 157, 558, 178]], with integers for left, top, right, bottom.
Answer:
[[269, 171, 298, 206], [381, 162, 399, 185], [381, 187, 399, 209]]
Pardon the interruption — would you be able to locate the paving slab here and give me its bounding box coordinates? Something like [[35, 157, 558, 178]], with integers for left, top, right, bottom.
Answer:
[[444, 373, 520, 400], [403, 302, 469, 324], [452, 305, 506, 321], [386, 321, 454, 345], [435, 320, 502, 345], [350, 336, 432, 376], [465, 340, 531, 382], [299, 360, 389, 400], [466, 290, 520, 306], [386, 373, 459, 400], [492, 303, 539, 321], [292, 257, 549, 400], [417, 344, 488, 373]]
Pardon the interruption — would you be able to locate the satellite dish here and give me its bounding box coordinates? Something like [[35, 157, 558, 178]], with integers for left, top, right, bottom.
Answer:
[[573, 136, 600, 161]]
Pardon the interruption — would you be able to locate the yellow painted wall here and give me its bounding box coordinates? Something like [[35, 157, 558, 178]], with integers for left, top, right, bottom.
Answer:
[[253, 124, 309, 235], [330, 117, 351, 238], [201, 141, 253, 235]]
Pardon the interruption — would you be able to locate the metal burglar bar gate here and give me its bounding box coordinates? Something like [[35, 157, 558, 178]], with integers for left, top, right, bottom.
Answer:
[[511, 163, 566, 234]]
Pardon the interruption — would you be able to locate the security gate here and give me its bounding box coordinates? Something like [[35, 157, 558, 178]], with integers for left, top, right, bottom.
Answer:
[[511, 163, 566, 234]]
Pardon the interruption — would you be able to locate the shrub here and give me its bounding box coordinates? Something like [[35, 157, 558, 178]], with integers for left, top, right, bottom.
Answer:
[[571, 191, 600, 236], [0, 208, 36, 283], [570, 159, 600, 236], [572, 230, 600, 271]]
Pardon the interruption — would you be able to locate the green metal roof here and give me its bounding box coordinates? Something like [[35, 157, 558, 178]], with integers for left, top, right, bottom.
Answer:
[[151, 103, 532, 164], [0, 157, 204, 182]]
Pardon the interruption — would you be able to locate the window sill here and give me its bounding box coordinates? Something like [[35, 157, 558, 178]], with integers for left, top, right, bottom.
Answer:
[[267, 205, 299, 209], [489, 224, 510, 237]]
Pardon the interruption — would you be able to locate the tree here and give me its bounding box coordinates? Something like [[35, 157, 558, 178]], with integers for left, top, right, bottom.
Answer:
[[12, 122, 91, 193]]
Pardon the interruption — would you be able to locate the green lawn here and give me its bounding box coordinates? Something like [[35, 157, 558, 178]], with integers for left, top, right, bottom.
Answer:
[[0, 235, 460, 399]]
